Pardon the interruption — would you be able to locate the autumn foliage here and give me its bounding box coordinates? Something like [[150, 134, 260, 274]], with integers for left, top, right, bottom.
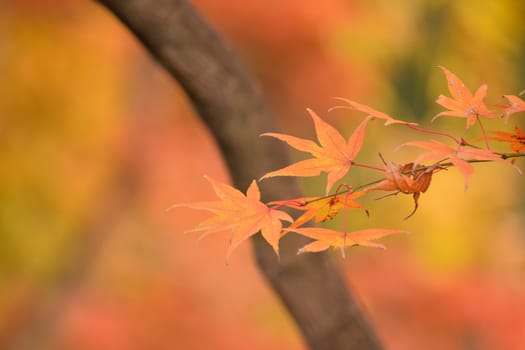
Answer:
[[173, 67, 525, 259]]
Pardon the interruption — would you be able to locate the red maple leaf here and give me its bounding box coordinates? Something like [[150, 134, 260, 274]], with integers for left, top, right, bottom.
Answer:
[[329, 97, 416, 126], [486, 125, 525, 154], [169, 176, 293, 259], [401, 139, 513, 190], [261, 109, 371, 194], [502, 95, 525, 122], [365, 161, 435, 219], [288, 227, 406, 254], [434, 66, 498, 129]]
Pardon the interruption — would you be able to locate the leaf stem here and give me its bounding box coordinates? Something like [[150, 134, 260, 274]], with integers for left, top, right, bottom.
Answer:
[[264, 151, 524, 206], [351, 161, 385, 172], [476, 115, 491, 150], [407, 124, 461, 144], [499, 152, 525, 159]]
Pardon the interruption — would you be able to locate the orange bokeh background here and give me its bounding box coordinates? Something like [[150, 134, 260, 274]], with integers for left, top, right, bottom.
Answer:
[[2, 1, 525, 349]]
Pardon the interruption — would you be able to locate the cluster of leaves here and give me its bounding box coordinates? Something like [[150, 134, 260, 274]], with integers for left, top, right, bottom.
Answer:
[[171, 67, 525, 260]]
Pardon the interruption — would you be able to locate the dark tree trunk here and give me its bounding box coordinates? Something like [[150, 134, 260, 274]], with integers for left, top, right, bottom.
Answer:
[[95, 1, 382, 349]]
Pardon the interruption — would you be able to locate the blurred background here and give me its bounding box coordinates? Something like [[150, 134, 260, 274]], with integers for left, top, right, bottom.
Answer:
[[2, 0, 525, 349]]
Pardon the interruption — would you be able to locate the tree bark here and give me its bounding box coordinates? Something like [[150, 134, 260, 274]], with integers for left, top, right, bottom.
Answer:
[[95, 1, 382, 349]]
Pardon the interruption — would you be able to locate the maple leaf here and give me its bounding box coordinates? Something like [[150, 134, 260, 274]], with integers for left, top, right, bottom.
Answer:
[[269, 191, 368, 229], [502, 95, 525, 122], [401, 139, 513, 190], [486, 125, 525, 154], [329, 97, 416, 126], [261, 108, 371, 194], [169, 176, 293, 259], [365, 161, 435, 219], [287, 227, 406, 254], [434, 66, 498, 129]]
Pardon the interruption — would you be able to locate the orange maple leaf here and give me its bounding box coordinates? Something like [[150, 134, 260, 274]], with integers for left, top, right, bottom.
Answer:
[[287, 227, 406, 254], [269, 191, 368, 229], [502, 95, 525, 122], [329, 97, 416, 126], [261, 108, 371, 194], [169, 176, 293, 259], [486, 125, 525, 154], [401, 139, 513, 190], [434, 66, 497, 129], [365, 161, 435, 219]]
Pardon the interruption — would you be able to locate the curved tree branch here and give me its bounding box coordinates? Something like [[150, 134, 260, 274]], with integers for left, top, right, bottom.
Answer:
[[95, 1, 382, 349]]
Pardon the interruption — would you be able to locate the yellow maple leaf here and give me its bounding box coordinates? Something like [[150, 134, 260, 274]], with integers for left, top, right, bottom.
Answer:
[[269, 191, 367, 229]]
